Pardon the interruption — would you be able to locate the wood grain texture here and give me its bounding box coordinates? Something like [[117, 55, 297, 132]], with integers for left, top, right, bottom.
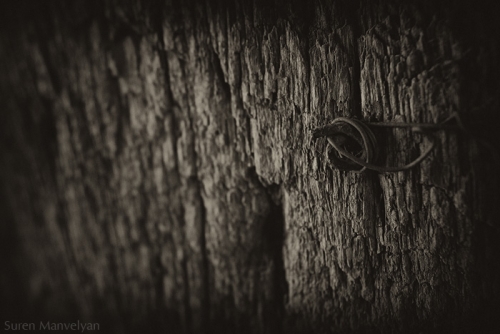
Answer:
[[1, 0, 499, 333]]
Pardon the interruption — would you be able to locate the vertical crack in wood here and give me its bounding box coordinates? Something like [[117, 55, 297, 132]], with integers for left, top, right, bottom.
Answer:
[[346, 0, 362, 119], [247, 167, 288, 333], [264, 189, 287, 334], [374, 174, 387, 246], [197, 192, 210, 333], [180, 245, 193, 333]]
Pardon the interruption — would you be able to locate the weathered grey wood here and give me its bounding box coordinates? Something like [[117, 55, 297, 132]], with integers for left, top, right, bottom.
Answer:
[[1, 0, 499, 333]]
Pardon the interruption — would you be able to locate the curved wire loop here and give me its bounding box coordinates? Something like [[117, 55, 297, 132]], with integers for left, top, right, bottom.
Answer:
[[320, 117, 439, 173]]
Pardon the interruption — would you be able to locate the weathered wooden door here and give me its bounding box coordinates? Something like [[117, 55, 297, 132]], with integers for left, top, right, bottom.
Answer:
[[1, 1, 499, 333]]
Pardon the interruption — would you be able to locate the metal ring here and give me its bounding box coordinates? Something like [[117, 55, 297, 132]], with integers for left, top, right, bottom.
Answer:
[[324, 118, 436, 173]]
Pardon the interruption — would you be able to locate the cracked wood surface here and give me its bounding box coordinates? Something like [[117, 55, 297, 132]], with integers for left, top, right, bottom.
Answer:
[[1, 0, 499, 333]]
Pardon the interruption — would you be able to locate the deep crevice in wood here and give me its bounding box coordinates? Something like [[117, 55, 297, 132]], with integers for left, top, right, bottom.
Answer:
[[265, 198, 287, 334]]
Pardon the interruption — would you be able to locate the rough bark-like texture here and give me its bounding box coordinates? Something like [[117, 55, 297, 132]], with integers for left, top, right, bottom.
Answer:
[[1, 0, 499, 333]]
